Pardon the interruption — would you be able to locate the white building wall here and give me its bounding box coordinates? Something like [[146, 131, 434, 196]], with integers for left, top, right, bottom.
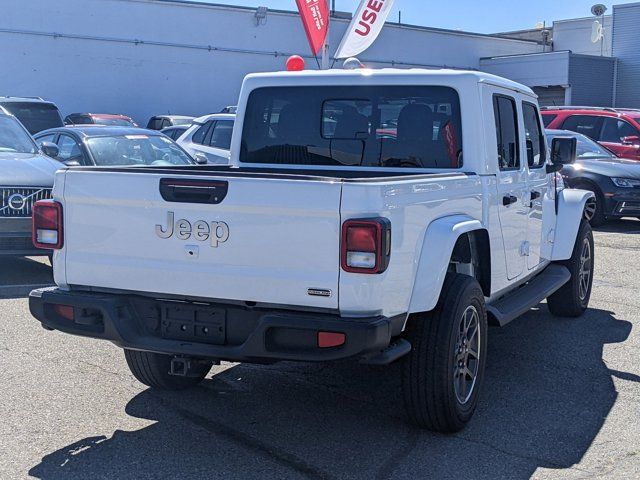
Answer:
[[0, 0, 542, 125], [553, 16, 613, 57]]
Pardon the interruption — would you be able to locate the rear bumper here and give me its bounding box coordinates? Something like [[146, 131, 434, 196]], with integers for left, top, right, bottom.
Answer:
[[0, 217, 47, 256], [29, 288, 402, 363]]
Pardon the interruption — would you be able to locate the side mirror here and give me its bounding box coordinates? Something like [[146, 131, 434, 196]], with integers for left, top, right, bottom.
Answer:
[[622, 135, 640, 146], [40, 141, 59, 159], [546, 136, 577, 173], [194, 152, 208, 165]]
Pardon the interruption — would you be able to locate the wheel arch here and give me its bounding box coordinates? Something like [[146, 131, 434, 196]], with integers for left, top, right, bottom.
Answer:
[[551, 188, 595, 261], [408, 215, 490, 314]]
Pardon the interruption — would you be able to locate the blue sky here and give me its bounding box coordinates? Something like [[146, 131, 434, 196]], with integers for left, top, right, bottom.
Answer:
[[195, 1, 637, 33]]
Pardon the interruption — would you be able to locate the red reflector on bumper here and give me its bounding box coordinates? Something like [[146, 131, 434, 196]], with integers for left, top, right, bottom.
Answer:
[[318, 331, 346, 348], [53, 304, 74, 321]]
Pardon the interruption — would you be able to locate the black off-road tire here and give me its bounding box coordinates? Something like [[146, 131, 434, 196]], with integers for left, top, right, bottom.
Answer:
[[124, 349, 211, 390], [547, 220, 594, 318], [402, 273, 488, 433]]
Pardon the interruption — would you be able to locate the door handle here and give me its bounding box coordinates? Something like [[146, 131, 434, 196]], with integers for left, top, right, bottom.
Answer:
[[503, 195, 518, 206], [529, 191, 541, 208]]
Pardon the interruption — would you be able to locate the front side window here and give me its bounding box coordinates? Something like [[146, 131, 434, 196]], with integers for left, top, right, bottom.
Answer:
[[86, 134, 193, 166], [561, 115, 603, 141], [56, 134, 83, 163], [0, 116, 37, 154], [493, 95, 520, 170], [241, 86, 463, 168], [36, 134, 56, 146], [523, 103, 546, 168], [600, 118, 639, 143]]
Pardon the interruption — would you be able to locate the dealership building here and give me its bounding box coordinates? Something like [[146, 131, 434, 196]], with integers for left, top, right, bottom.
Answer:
[[2, 0, 640, 123]]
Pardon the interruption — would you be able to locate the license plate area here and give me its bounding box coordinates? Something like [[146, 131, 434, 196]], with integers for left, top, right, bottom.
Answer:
[[160, 303, 226, 345]]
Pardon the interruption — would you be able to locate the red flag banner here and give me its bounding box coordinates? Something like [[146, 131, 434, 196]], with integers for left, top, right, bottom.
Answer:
[[295, 0, 330, 56]]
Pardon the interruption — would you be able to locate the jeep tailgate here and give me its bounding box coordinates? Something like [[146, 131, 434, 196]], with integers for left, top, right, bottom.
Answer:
[[59, 169, 342, 309]]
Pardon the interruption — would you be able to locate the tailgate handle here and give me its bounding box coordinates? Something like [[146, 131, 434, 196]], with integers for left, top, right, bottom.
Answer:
[[159, 178, 228, 204]]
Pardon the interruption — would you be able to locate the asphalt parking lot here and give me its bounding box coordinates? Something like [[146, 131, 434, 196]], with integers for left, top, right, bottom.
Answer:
[[1, 222, 639, 480]]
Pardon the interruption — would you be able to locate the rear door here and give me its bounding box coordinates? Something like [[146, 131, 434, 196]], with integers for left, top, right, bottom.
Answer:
[[61, 170, 343, 309], [195, 121, 233, 164], [522, 101, 548, 270], [491, 92, 528, 280]]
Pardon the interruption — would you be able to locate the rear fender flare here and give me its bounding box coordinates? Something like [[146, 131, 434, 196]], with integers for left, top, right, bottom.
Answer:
[[551, 188, 594, 261], [408, 215, 484, 314]]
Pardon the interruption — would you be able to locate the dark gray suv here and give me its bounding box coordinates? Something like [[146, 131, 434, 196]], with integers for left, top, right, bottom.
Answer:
[[0, 113, 62, 256]]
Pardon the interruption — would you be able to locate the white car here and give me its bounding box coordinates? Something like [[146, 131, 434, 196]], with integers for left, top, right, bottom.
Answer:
[[29, 68, 593, 433], [177, 113, 234, 164]]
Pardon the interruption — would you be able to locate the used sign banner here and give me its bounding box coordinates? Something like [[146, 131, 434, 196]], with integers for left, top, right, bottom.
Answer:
[[335, 0, 395, 59], [295, 0, 330, 56]]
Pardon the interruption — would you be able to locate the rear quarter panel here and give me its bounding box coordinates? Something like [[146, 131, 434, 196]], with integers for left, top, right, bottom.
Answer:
[[339, 174, 485, 318]]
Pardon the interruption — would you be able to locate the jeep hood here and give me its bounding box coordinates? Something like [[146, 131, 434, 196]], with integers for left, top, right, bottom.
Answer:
[[0, 152, 62, 186]]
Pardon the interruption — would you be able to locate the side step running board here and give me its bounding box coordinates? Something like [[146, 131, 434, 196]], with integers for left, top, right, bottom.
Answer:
[[487, 264, 571, 327]]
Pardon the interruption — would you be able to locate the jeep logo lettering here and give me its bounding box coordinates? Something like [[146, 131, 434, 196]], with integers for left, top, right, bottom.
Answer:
[[156, 211, 229, 247]]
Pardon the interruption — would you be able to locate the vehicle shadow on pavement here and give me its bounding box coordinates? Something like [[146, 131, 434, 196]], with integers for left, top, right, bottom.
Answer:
[[29, 307, 633, 480], [0, 256, 52, 298], [595, 219, 640, 234]]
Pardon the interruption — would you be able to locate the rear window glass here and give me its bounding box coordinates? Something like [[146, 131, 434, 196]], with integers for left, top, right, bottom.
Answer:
[[1, 102, 63, 134], [541, 114, 557, 127], [240, 86, 463, 169]]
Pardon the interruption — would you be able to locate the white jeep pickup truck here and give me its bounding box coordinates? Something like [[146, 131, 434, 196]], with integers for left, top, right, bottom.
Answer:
[[29, 68, 594, 432]]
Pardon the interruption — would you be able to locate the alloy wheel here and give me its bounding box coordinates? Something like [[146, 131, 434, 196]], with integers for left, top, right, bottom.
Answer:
[[453, 305, 481, 405], [578, 238, 592, 301]]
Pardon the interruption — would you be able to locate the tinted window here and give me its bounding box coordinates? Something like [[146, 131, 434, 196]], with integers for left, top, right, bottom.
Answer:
[[0, 116, 37, 154], [541, 114, 557, 127], [493, 95, 520, 170], [600, 118, 639, 143], [209, 120, 233, 150], [241, 86, 463, 168], [523, 103, 546, 168], [170, 118, 193, 126], [70, 115, 93, 125], [561, 115, 603, 141], [546, 133, 614, 160], [192, 121, 213, 145], [1, 102, 63, 134], [36, 134, 56, 146], [86, 134, 193, 166], [56, 134, 84, 163], [93, 117, 135, 127]]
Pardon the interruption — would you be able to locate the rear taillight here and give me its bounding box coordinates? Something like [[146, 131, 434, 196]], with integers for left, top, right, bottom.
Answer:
[[32, 200, 63, 249], [341, 218, 391, 274]]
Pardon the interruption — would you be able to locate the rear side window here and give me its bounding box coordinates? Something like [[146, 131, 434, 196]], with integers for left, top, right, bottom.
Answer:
[[1, 102, 63, 134], [209, 120, 233, 150], [541, 114, 557, 127], [191, 121, 213, 145], [561, 115, 603, 141], [240, 86, 463, 168], [523, 103, 546, 168], [493, 95, 520, 170]]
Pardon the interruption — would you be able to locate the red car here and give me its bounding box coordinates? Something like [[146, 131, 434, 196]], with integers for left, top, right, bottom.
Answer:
[[542, 107, 640, 161], [64, 113, 138, 127]]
